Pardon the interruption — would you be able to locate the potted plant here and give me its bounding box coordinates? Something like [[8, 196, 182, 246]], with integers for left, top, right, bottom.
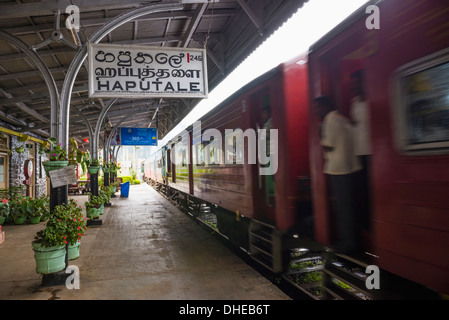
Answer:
[[110, 181, 120, 193], [0, 198, 9, 225], [64, 199, 87, 260], [85, 193, 104, 219], [42, 137, 68, 177], [36, 195, 51, 222], [102, 161, 111, 174], [28, 198, 44, 224], [32, 199, 87, 273], [100, 185, 113, 202], [38, 142, 48, 155], [32, 208, 68, 274], [87, 158, 101, 175], [10, 194, 31, 225], [14, 134, 29, 155]]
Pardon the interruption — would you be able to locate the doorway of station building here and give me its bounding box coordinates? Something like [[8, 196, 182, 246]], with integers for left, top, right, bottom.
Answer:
[[0, 135, 9, 190], [24, 142, 35, 198]]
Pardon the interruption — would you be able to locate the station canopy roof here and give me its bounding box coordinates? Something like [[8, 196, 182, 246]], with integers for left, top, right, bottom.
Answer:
[[0, 0, 309, 149]]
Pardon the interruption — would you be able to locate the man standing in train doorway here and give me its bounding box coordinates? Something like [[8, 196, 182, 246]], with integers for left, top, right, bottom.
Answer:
[[313, 95, 362, 254], [350, 70, 371, 232]]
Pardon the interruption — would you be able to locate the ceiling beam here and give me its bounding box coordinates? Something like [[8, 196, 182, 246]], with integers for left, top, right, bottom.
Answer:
[[1, 9, 237, 36], [0, 67, 66, 81], [0, 88, 50, 123], [181, 3, 208, 48], [0, 1, 143, 19]]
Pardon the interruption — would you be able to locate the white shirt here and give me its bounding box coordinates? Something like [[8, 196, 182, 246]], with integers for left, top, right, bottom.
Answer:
[[321, 111, 362, 175], [350, 96, 372, 156]]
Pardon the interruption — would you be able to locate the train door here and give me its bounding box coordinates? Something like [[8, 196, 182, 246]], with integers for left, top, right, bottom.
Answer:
[[249, 87, 276, 224], [188, 132, 194, 195], [341, 60, 373, 251], [309, 26, 375, 252], [170, 144, 176, 183]]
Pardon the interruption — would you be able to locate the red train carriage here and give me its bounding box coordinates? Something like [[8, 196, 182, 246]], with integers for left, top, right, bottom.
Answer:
[[308, 0, 449, 294], [157, 54, 310, 260], [148, 0, 449, 297]]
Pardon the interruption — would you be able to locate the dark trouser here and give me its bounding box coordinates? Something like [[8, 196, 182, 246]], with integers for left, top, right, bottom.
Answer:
[[327, 173, 359, 253], [355, 155, 370, 230]]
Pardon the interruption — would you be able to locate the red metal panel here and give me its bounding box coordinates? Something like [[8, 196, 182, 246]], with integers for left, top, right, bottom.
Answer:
[[275, 55, 310, 231], [192, 96, 254, 217], [308, 0, 449, 293]]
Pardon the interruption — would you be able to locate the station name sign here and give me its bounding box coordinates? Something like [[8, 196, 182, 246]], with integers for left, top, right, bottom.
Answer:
[[88, 43, 208, 99]]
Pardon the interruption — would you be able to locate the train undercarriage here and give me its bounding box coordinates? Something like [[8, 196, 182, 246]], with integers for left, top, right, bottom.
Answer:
[[147, 179, 442, 300]]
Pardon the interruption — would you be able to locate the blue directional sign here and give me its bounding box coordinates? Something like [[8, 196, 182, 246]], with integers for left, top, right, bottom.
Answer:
[[120, 127, 157, 146]]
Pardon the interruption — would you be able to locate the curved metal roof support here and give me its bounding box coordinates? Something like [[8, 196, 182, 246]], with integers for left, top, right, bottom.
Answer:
[[70, 105, 94, 154], [113, 145, 121, 164], [105, 112, 137, 162], [59, 3, 184, 156], [0, 30, 59, 138], [92, 98, 117, 160]]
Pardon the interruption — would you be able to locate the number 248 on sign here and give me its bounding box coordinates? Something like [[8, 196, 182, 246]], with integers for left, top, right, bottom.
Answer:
[[187, 54, 202, 62]]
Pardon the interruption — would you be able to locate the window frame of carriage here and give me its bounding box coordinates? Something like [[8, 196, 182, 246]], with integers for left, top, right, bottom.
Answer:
[[393, 47, 449, 155]]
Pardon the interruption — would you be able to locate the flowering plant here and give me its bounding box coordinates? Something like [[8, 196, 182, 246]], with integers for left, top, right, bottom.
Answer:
[[47, 137, 67, 161], [99, 185, 115, 204], [34, 199, 87, 247], [0, 199, 10, 218], [34, 196, 50, 220], [104, 161, 120, 172], [85, 193, 104, 209], [8, 194, 31, 222]]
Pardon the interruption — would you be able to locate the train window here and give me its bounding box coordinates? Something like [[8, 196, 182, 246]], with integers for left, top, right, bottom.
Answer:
[[195, 143, 205, 166], [206, 137, 221, 165], [166, 150, 171, 172], [225, 129, 244, 164], [181, 147, 187, 167], [395, 48, 449, 153]]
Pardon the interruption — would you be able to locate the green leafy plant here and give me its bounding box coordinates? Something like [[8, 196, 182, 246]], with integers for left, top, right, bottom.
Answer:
[[64, 199, 87, 245], [34, 199, 87, 248], [47, 137, 67, 161], [111, 181, 120, 188], [38, 142, 48, 155], [105, 161, 120, 172], [14, 145, 25, 154], [85, 193, 104, 209], [0, 199, 10, 219], [90, 158, 100, 167], [30, 196, 50, 219], [9, 194, 31, 222], [99, 185, 115, 204]]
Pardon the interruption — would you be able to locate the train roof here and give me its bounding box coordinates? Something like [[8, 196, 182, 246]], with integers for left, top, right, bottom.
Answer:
[[163, 54, 306, 147], [309, 0, 384, 54]]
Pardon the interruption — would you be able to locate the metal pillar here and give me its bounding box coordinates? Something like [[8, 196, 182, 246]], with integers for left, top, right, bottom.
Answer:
[[93, 98, 117, 161], [59, 3, 184, 154], [0, 30, 59, 139]]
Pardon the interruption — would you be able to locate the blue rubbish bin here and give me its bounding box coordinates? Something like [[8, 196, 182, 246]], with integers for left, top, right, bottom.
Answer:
[[120, 181, 130, 197]]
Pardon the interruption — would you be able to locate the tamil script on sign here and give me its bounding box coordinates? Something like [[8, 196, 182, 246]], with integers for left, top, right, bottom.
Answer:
[[88, 43, 208, 99]]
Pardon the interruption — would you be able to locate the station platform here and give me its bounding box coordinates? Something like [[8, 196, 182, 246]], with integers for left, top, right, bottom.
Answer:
[[0, 183, 290, 300]]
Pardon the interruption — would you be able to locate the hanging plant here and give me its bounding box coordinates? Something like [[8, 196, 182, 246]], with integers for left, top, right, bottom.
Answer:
[[14, 145, 25, 154], [38, 142, 48, 155]]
